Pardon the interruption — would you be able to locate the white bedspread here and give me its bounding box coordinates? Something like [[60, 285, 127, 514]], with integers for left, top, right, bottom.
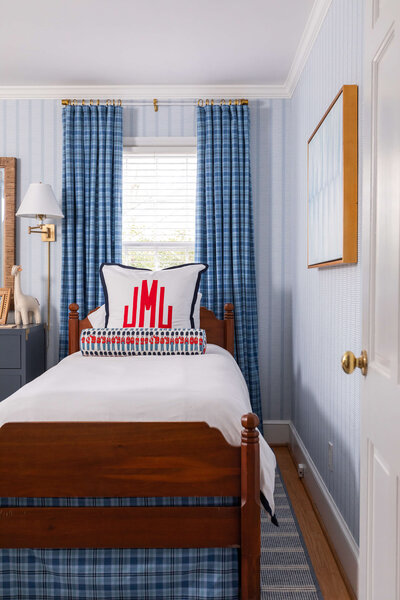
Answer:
[[0, 344, 276, 514]]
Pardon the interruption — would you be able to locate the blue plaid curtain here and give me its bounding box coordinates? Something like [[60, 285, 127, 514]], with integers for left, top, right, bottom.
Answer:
[[59, 105, 123, 359], [195, 104, 263, 427]]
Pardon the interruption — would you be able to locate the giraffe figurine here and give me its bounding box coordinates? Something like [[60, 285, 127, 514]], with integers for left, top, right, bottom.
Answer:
[[11, 265, 41, 326]]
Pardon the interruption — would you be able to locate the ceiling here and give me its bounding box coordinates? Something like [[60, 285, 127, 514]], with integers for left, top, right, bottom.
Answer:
[[0, 0, 315, 88]]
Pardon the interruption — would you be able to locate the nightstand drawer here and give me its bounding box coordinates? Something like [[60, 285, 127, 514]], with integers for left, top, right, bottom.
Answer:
[[0, 374, 22, 401], [0, 325, 45, 400], [0, 334, 21, 369]]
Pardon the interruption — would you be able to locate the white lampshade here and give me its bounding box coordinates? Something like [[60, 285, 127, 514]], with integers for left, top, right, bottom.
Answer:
[[16, 183, 64, 219]]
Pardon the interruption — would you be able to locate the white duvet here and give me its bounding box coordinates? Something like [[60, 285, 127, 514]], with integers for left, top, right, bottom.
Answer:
[[0, 344, 276, 514]]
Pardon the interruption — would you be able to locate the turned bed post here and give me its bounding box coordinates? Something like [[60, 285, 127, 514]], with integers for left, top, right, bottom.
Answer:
[[224, 303, 235, 356], [240, 413, 261, 600], [68, 303, 80, 354]]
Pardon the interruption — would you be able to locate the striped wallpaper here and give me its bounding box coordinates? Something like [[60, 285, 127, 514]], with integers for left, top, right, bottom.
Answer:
[[286, 0, 363, 542], [0, 100, 63, 367]]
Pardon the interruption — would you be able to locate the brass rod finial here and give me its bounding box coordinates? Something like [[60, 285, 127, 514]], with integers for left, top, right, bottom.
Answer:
[[61, 99, 71, 106]]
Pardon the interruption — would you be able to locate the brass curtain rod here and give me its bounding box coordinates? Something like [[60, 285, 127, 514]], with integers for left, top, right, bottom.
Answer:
[[61, 98, 249, 112]]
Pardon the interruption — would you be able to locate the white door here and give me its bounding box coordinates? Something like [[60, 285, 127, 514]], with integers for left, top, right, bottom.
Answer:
[[359, 0, 400, 597]]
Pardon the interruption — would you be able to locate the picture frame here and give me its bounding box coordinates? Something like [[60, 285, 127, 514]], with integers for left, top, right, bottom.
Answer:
[[307, 85, 358, 268], [0, 158, 16, 306], [0, 287, 11, 325]]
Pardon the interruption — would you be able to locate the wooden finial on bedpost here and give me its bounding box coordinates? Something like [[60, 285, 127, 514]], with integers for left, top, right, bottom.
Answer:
[[68, 303, 80, 355], [224, 303, 234, 356], [240, 413, 260, 600]]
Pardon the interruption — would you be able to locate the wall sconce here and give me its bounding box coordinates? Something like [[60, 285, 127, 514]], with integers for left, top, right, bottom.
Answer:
[[16, 183, 64, 341]]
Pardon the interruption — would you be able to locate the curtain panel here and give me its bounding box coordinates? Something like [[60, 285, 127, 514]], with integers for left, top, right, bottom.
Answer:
[[59, 105, 123, 359], [195, 104, 263, 427]]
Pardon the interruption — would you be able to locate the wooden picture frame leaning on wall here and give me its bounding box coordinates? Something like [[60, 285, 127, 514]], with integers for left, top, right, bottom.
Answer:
[[0, 288, 11, 325], [307, 85, 358, 268]]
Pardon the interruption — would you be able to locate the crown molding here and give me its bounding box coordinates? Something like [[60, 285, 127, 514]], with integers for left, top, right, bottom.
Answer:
[[0, 84, 289, 101], [0, 0, 332, 102], [284, 0, 333, 96]]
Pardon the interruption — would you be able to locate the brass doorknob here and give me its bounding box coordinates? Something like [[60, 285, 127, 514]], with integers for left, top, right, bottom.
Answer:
[[341, 350, 368, 376]]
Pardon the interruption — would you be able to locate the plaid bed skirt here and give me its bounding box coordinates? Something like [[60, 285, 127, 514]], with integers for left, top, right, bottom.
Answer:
[[0, 496, 239, 600]]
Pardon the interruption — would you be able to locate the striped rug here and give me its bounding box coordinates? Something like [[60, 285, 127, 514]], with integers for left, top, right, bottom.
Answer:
[[261, 469, 323, 599]]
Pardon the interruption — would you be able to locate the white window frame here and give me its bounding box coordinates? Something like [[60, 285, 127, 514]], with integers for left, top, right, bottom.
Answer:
[[122, 138, 197, 269]]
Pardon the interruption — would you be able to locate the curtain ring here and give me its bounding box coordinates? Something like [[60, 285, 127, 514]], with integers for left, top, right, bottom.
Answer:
[[205, 99, 209, 106], [96, 99, 100, 106], [220, 99, 226, 106], [73, 99, 77, 106], [82, 99, 85, 106], [89, 99, 93, 106], [113, 99, 115, 106], [118, 99, 122, 106], [211, 99, 214, 106], [197, 99, 203, 107], [228, 99, 232, 106], [106, 99, 110, 106], [234, 99, 239, 105]]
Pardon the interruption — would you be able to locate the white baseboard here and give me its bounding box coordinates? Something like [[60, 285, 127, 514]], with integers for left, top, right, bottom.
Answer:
[[288, 423, 359, 597], [263, 419, 359, 597], [263, 420, 290, 445]]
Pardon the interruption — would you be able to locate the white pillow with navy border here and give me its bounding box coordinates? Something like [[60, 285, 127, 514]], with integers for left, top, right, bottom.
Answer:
[[100, 263, 208, 329]]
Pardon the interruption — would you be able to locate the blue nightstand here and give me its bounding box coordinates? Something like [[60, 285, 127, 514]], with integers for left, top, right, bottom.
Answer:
[[0, 324, 45, 401]]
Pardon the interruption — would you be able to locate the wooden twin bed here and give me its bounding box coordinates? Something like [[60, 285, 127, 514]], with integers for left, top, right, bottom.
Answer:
[[0, 303, 261, 600]]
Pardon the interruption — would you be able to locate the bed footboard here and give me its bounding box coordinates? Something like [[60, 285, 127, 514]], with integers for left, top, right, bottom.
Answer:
[[0, 414, 260, 600]]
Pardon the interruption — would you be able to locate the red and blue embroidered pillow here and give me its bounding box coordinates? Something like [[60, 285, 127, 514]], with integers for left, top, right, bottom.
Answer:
[[80, 328, 207, 356], [100, 263, 208, 329]]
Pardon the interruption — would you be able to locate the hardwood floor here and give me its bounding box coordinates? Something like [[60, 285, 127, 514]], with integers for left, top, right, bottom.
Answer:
[[273, 446, 355, 600]]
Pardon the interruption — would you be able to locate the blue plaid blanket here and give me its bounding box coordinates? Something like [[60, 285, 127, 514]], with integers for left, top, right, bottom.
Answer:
[[0, 497, 239, 600]]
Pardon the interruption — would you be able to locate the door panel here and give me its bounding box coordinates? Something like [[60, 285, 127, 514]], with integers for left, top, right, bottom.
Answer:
[[361, 0, 400, 598], [370, 24, 399, 377]]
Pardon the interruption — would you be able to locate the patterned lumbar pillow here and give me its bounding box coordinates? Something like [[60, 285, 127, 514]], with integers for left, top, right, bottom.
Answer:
[[80, 328, 207, 357], [100, 263, 208, 329]]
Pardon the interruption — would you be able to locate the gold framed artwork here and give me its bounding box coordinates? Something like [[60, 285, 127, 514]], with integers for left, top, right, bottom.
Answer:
[[307, 85, 358, 268], [0, 287, 11, 325]]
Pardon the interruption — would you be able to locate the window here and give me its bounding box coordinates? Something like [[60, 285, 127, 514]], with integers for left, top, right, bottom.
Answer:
[[122, 143, 196, 270]]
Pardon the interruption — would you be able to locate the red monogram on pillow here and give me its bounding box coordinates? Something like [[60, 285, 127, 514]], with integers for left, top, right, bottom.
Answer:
[[123, 280, 173, 328]]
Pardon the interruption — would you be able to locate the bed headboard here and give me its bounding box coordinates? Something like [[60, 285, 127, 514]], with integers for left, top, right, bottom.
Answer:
[[68, 303, 235, 356]]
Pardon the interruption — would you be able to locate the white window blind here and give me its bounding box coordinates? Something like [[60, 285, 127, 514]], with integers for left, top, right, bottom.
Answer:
[[122, 148, 197, 270]]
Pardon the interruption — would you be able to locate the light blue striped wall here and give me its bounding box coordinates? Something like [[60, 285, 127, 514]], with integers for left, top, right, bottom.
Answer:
[[0, 98, 289, 422], [0, 100, 63, 367], [286, 0, 363, 542]]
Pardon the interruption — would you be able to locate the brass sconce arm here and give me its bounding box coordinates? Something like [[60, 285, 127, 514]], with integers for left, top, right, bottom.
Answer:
[[28, 216, 56, 242]]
